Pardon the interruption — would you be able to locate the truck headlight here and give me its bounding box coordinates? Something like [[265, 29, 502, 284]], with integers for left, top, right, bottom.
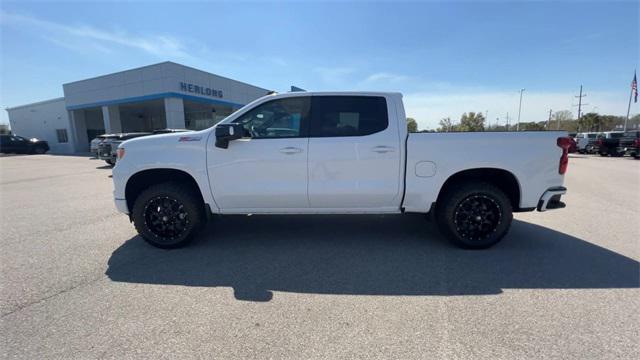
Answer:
[[117, 147, 125, 160]]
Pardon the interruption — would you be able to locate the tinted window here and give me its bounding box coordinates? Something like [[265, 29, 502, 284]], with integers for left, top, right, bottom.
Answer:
[[310, 96, 388, 137], [233, 97, 310, 138]]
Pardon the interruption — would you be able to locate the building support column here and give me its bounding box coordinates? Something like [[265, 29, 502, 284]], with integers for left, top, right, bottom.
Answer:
[[164, 97, 186, 129], [102, 105, 122, 134], [70, 110, 89, 152]]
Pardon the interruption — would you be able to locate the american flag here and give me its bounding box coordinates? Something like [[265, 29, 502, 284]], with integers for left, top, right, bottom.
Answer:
[[633, 71, 638, 103]]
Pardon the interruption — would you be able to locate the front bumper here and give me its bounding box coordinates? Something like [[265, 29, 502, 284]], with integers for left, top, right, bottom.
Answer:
[[537, 187, 567, 212], [114, 198, 129, 214], [618, 146, 639, 155]]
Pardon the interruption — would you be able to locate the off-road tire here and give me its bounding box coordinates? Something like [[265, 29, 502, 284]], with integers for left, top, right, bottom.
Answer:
[[132, 182, 205, 249], [436, 182, 513, 249]]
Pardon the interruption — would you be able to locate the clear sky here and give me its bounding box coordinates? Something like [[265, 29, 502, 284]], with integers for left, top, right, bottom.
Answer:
[[1, 0, 638, 129]]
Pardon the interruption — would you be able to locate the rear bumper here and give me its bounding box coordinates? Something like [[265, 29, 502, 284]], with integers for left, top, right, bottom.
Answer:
[[537, 187, 567, 212]]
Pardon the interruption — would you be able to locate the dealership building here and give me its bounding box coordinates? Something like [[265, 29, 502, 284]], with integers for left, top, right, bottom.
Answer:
[[5, 62, 271, 153]]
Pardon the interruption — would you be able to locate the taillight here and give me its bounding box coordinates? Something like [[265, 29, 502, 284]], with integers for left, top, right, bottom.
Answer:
[[635, 138, 640, 147], [596, 138, 603, 146], [557, 137, 570, 174]]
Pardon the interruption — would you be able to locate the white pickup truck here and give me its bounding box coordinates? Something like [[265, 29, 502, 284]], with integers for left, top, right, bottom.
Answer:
[[112, 92, 569, 249]]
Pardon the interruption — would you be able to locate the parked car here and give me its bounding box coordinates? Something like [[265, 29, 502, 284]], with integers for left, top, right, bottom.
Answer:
[[617, 130, 640, 159], [567, 137, 577, 153], [98, 130, 190, 165], [90, 134, 116, 158], [98, 132, 152, 165], [112, 91, 569, 250], [595, 131, 625, 157], [575, 132, 598, 153], [0, 135, 50, 154]]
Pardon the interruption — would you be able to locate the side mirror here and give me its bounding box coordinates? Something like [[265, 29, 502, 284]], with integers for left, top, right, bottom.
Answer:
[[215, 123, 243, 149]]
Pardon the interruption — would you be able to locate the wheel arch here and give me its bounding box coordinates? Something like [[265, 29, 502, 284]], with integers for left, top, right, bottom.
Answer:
[[436, 167, 524, 211], [125, 168, 206, 214]]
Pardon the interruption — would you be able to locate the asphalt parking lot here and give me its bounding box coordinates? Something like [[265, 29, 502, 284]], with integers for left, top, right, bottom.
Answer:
[[1, 154, 638, 359]]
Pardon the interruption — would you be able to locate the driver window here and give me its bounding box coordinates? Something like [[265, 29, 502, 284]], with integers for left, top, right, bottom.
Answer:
[[233, 96, 310, 138]]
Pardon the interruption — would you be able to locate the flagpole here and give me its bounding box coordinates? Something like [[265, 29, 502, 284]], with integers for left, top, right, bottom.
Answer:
[[627, 70, 637, 132], [625, 86, 632, 132]]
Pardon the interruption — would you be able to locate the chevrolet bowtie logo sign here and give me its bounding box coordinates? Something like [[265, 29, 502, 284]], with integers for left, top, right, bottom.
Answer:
[[180, 82, 224, 98]]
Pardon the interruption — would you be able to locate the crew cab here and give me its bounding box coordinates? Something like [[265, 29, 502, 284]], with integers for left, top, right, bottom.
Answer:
[[112, 92, 569, 249], [617, 130, 640, 159], [595, 131, 625, 157]]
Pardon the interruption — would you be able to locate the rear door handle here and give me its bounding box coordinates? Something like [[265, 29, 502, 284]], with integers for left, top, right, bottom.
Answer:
[[372, 145, 395, 153], [279, 146, 303, 154]]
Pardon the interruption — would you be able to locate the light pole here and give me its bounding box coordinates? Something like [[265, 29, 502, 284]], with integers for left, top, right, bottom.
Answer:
[[516, 88, 525, 131]]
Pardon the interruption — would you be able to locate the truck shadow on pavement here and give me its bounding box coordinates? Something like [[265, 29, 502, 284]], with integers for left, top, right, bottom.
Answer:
[[106, 215, 639, 301]]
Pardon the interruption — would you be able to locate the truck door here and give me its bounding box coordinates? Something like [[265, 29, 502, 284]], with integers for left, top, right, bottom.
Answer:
[[307, 95, 403, 209], [207, 96, 310, 211]]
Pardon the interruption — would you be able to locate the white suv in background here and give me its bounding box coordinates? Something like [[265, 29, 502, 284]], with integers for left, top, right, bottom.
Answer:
[[575, 132, 598, 153]]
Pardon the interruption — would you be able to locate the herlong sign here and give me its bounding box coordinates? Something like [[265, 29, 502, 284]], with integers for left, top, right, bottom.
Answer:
[[180, 82, 223, 98]]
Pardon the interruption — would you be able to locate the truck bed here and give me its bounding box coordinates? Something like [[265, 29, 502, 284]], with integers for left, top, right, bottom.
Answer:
[[403, 131, 566, 212]]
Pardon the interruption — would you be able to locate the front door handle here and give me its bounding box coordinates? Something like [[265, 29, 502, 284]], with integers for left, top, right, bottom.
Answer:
[[279, 146, 303, 154], [371, 145, 395, 154]]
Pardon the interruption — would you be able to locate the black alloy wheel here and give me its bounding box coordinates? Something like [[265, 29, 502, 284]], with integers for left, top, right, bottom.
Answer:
[[436, 182, 513, 249], [453, 195, 502, 242], [132, 182, 205, 248], [144, 196, 190, 240]]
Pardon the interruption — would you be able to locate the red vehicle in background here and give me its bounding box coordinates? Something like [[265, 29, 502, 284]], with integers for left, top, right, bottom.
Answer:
[[567, 137, 577, 153]]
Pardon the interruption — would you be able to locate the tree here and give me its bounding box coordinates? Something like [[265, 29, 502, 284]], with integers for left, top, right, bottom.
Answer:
[[406, 117, 418, 133], [459, 112, 485, 131], [551, 110, 575, 131], [0, 124, 10, 135], [519, 122, 546, 131], [552, 110, 573, 122], [438, 117, 455, 132], [579, 112, 600, 132], [630, 114, 640, 130]]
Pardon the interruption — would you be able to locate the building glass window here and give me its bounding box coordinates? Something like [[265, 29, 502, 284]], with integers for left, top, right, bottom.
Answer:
[[56, 129, 69, 143], [184, 102, 236, 130]]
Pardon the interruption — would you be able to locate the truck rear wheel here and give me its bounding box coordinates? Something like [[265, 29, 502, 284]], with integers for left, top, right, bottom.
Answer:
[[436, 182, 513, 249], [132, 182, 205, 249]]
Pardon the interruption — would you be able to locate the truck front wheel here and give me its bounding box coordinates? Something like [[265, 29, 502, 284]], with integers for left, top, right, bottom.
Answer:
[[132, 182, 205, 249], [436, 182, 513, 249]]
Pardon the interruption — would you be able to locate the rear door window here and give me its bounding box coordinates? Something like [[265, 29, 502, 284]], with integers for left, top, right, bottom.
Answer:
[[310, 96, 388, 137]]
